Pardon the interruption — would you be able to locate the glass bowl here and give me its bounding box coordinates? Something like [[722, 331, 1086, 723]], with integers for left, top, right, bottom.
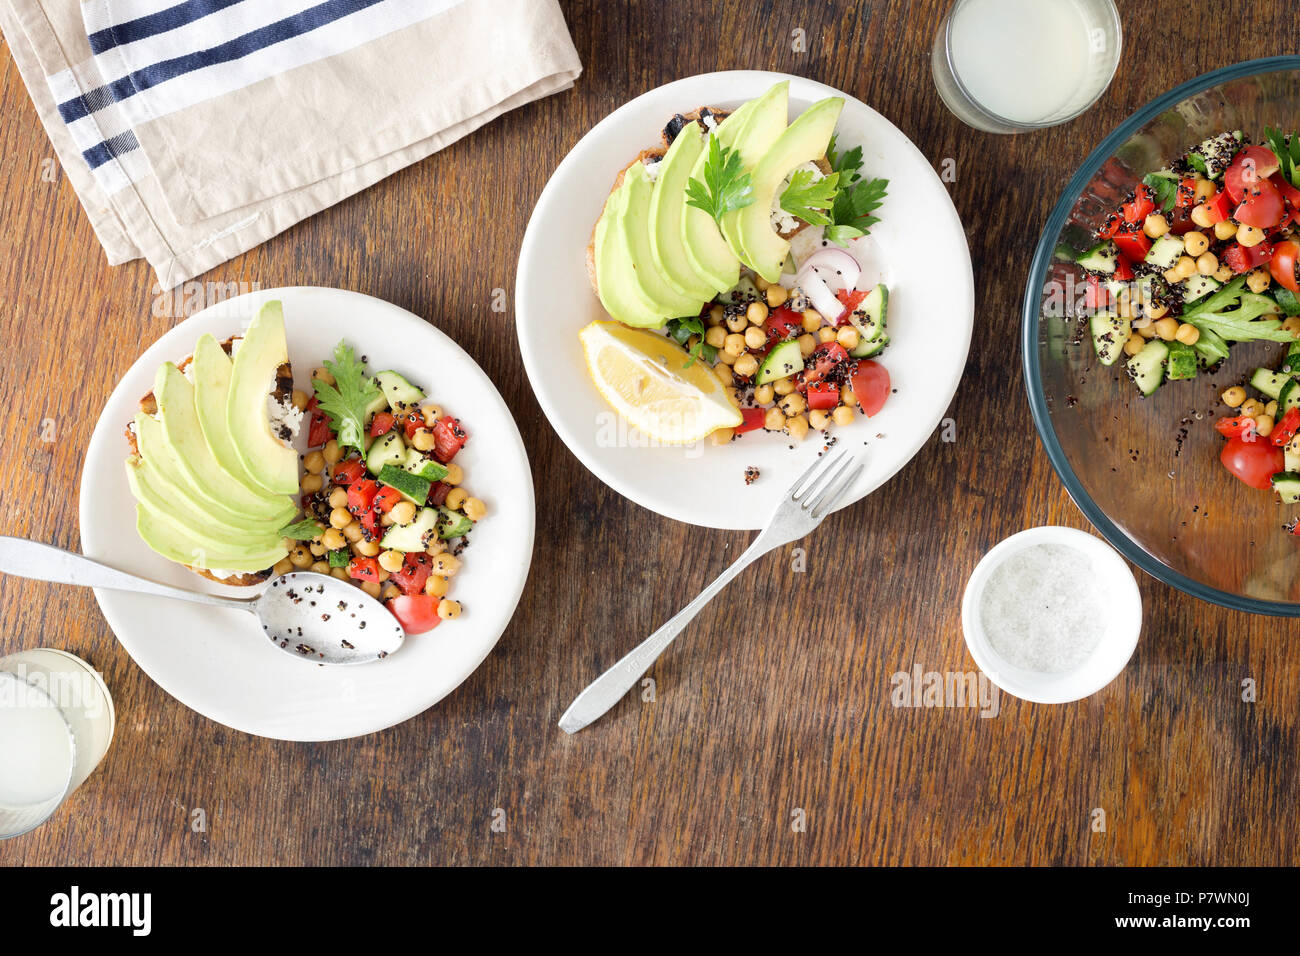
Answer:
[[1024, 56, 1300, 616]]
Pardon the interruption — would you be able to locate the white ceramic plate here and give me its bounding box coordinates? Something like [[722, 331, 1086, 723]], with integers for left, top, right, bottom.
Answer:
[[516, 70, 973, 529], [80, 287, 535, 741]]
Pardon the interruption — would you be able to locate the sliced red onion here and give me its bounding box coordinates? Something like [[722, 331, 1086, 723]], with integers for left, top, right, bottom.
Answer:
[[792, 247, 862, 320]]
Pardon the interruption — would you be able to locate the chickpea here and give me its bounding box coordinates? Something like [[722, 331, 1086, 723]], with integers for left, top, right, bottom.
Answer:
[[1143, 213, 1169, 238], [1241, 398, 1266, 418], [356, 539, 380, 558], [778, 392, 807, 417], [714, 363, 734, 386], [272, 557, 294, 576], [342, 521, 364, 543], [1153, 317, 1180, 341], [424, 575, 450, 598], [1213, 265, 1234, 284], [301, 473, 323, 494], [443, 463, 464, 486], [378, 550, 405, 573], [1256, 415, 1276, 438], [381, 582, 401, 601], [753, 275, 770, 291], [1163, 267, 1182, 285], [746, 301, 769, 325], [710, 427, 734, 446], [773, 376, 797, 396], [321, 528, 346, 551], [463, 498, 487, 522], [328, 487, 348, 509], [1137, 322, 1158, 339], [764, 407, 786, 431], [744, 326, 767, 350], [831, 405, 855, 427], [308, 540, 327, 557], [331, 567, 350, 581], [311, 366, 335, 387], [817, 326, 838, 344], [785, 414, 809, 441], [437, 599, 462, 620], [1237, 224, 1266, 248], [705, 325, 727, 349], [446, 487, 468, 511], [733, 353, 760, 378], [841, 384, 856, 407], [1283, 316, 1300, 337], [723, 333, 746, 357], [1182, 231, 1208, 256], [716, 348, 736, 366], [1190, 204, 1214, 228], [753, 383, 775, 405], [389, 501, 416, 525], [289, 545, 312, 569], [361, 580, 382, 599], [290, 389, 309, 411], [766, 284, 789, 308], [1246, 269, 1272, 294], [1174, 256, 1197, 280], [801, 310, 822, 333], [1213, 219, 1238, 241], [380, 511, 396, 527], [726, 311, 748, 333], [709, 304, 725, 326], [797, 333, 817, 358], [322, 440, 343, 466], [836, 326, 860, 350], [809, 408, 831, 430], [1193, 177, 1216, 201], [431, 553, 461, 577], [1266, 400, 1279, 418], [1196, 252, 1219, 275], [1123, 335, 1146, 357], [329, 507, 352, 529], [423, 404, 444, 425], [1145, 302, 1169, 320], [1174, 323, 1200, 345], [303, 450, 325, 474], [309, 560, 329, 575], [411, 428, 436, 452], [425, 538, 447, 557]]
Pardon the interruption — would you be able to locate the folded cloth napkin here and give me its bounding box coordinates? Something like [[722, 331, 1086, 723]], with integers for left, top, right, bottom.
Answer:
[[1, 0, 581, 287]]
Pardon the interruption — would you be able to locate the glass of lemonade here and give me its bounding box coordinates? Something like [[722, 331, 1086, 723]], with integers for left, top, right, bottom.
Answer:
[[0, 649, 114, 840], [931, 0, 1122, 134]]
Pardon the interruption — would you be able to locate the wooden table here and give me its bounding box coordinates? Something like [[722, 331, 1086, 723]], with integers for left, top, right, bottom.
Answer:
[[2, 0, 1297, 867]]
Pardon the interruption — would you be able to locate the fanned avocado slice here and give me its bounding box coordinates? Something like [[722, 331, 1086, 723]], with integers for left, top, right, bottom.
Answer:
[[718, 82, 789, 264], [648, 121, 720, 300], [227, 301, 299, 496]]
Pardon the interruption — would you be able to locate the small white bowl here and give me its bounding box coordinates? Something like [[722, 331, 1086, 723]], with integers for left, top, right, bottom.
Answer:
[[961, 526, 1141, 704]]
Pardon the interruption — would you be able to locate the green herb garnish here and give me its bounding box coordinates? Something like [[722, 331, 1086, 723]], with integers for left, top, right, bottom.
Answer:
[[1142, 171, 1179, 212], [1187, 152, 1209, 176], [1183, 276, 1295, 343], [327, 548, 351, 568], [684, 135, 755, 225], [1273, 287, 1300, 316], [1264, 126, 1300, 189], [311, 341, 382, 456], [779, 169, 840, 226], [666, 316, 717, 368], [825, 175, 889, 247], [279, 519, 324, 541]]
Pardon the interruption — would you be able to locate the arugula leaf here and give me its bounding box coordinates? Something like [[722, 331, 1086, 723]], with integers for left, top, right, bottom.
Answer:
[[666, 316, 717, 368], [825, 175, 889, 247], [1142, 171, 1179, 212], [780, 170, 840, 227], [311, 340, 381, 456], [684, 135, 754, 225], [1183, 276, 1295, 343], [279, 519, 324, 541]]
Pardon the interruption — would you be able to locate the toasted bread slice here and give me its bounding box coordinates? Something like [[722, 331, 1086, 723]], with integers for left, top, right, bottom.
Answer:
[[125, 334, 295, 587]]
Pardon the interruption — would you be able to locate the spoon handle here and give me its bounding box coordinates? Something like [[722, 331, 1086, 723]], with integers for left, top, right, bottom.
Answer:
[[0, 537, 254, 611]]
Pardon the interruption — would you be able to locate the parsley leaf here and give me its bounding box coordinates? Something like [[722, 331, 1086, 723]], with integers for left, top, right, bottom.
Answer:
[[1142, 171, 1179, 212], [684, 135, 754, 225], [666, 316, 717, 368], [825, 175, 889, 247], [1265, 126, 1300, 189], [780, 170, 840, 227], [311, 340, 382, 456], [827, 134, 863, 187], [279, 519, 324, 541], [1183, 276, 1295, 343]]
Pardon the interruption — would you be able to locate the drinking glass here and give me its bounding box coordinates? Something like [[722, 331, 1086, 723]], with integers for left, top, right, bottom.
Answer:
[[931, 0, 1122, 133], [0, 649, 114, 839]]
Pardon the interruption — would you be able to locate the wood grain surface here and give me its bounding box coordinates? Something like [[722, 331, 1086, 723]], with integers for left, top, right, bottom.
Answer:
[[2, 0, 1298, 866]]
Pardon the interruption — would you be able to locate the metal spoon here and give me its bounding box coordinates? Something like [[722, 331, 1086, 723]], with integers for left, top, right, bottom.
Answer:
[[0, 537, 403, 665]]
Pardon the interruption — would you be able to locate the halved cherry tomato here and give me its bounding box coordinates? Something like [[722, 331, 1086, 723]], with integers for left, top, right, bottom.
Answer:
[[386, 594, 443, 634], [736, 407, 766, 434], [798, 342, 849, 391], [1224, 145, 1281, 202], [347, 478, 379, 515], [1220, 436, 1284, 490], [1121, 184, 1154, 224], [331, 457, 366, 485], [432, 418, 468, 462], [1235, 177, 1285, 229], [428, 481, 451, 507], [371, 485, 403, 514], [1269, 172, 1300, 213], [1270, 240, 1300, 296], [1273, 407, 1300, 447], [1112, 228, 1151, 263], [1214, 415, 1257, 439], [391, 552, 432, 596], [834, 288, 868, 325], [1222, 240, 1275, 274], [850, 359, 891, 418], [369, 411, 396, 438], [347, 555, 380, 582], [806, 380, 840, 410]]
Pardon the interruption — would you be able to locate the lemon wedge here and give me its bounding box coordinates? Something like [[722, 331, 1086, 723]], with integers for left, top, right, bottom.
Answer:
[[579, 321, 742, 444]]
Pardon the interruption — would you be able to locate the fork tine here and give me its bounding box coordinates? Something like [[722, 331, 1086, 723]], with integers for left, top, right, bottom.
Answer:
[[800, 451, 852, 508], [811, 461, 864, 518], [788, 448, 839, 500], [794, 449, 848, 503]]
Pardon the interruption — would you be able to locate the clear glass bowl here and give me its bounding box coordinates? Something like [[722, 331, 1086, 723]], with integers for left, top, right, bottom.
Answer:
[[1024, 56, 1300, 616]]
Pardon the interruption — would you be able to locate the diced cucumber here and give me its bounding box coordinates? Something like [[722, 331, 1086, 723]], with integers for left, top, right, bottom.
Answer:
[[1250, 368, 1291, 401], [848, 284, 888, 346], [756, 340, 803, 384], [402, 447, 449, 482], [1090, 311, 1130, 367], [374, 370, 425, 409], [436, 506, 474, 540], [1272, 471, 1300, 505], [361, 388, 389, 438], [377, 464, 431, 504], [1280, 379, 1300, 413], [365, 430, 406, 476], [1144, 234, 1185, 270], [1166, 341, 1198, 380], [1077, 241, 1119, 275], [327, 548, 350, 568], [379, 506, 440, 552], [1127, 339, 1169, 396], [1181, 274, 1221, 303], [1282, 340, 1300, 375], [1052, 243, 1077, 263], [853, 335, 889, 359], [718, 276, 762, 305]]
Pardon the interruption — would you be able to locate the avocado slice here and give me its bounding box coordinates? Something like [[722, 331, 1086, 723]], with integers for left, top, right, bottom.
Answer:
[[227, 301, 299, 495], [134, 506, 286, 573], [718, 82, 789, 264], [594, 178, 666, 327], [680, 103, 754, 292], [735, 96, 845, 282], [152, 365, 298, 523], [619, 163, 707, 321], [125, 448, 276, 540], [648, 121, 721, 300], [192, 334, 288, 499]]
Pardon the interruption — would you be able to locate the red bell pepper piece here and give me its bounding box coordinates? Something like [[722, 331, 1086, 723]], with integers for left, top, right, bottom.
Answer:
[[391, 552, 432, 596], [307, 410, 332, 448], [359, 506, 381, 539], [371, 485, 403, 514], [1121, 184, 1154, 224], [1215, 415, 1257, 440], [735, 407, 766, 434], [763, 307, 803, 348], [1273, 407, 1300, 447], [806, 381, 839, 410], [331, 458, 366, 485], [1112, 228, 1151, 263], [346, 478, 379, 516], [1201, 190, 1234, 225], [402, 409, 425, 440], [834, 288, 868, 325], [1175, 177, 1197, 208], [369, 411, 396, 438], [1222, 241, 1275, 275], [347, 555, 380, 582], [432, 418, 468, 462], [1113, 257, 1134, 282]]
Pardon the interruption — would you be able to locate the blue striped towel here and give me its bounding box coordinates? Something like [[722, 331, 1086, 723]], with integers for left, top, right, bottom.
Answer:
[[1, 0, 582, 286]]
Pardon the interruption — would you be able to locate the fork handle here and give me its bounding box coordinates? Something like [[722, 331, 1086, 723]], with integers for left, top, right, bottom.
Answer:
[[558, 534, 773, 734]]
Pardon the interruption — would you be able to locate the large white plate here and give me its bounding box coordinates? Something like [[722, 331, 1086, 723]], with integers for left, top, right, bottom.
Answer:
[[516, 71, 973, 529], [80, 287, 535, 741]]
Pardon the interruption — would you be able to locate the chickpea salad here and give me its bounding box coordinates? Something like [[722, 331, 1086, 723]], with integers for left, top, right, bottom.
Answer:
[[1065, 127, 1300, 507], [278, 342, 485, 635]]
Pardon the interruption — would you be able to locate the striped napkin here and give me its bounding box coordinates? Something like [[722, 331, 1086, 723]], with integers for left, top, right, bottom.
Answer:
[[1, 0, 581, 286]]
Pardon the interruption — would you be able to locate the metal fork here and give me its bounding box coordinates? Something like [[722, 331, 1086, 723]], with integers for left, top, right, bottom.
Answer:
[[558, 449, 864, 734]]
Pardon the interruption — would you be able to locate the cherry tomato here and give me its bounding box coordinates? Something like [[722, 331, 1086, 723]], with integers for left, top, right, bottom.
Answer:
[[386, 594, 443, 634], [763, 307, 802, 348], [1234, 177, 1285, 229], [1224, 145, 1281, 202], [806, 381, 839, 410], [1220, 436, 1283, 490], [798, 342, 849, 392], [1270, 240, 1300, 296], [331, 458, 365, 485], [850, 360, 891, 418], [347, 555, 380, 582], [1214, 415, 1257, 439], [1222, 240, 1275, 275], [307, 411, 332, 448], [391, 552, 432, 596], [834, 288, 867, 325]]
